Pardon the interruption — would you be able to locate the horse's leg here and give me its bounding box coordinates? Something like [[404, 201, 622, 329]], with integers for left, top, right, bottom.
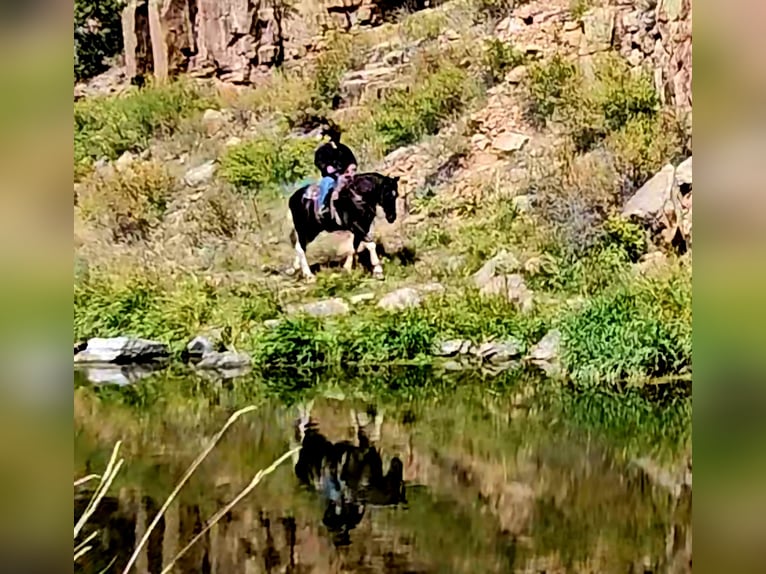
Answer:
[[294, 233, 315, 281], [365, 240, 384, 279], [342, 233, 363, 273]]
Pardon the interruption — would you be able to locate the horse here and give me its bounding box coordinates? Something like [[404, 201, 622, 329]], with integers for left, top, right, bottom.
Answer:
[[287, 172, 400, 281], [290, 403, 406, 546]]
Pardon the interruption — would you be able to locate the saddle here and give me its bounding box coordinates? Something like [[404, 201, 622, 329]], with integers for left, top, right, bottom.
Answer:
[[304, 176, 348, 226]]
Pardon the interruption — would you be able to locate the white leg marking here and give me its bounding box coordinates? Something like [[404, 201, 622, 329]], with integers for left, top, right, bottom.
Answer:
[[341, 232, 355, 272], [365, 241, 383, 278], [295, 240, 314, 279]]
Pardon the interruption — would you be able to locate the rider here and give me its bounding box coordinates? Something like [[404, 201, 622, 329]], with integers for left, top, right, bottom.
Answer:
[[314, 120, 358, 221]]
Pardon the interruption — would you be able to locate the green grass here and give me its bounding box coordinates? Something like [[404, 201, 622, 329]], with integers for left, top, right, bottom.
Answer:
[[372, 62, 479, 153], [74, 79, 213, 178], [557, 265, 692, 385]]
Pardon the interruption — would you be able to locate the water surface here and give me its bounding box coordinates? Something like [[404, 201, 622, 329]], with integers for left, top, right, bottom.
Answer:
[[74, 367, 691, 573]]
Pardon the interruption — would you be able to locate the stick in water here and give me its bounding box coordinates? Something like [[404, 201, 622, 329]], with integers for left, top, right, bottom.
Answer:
[[121, 405, 258, 574], [160, 446, 301, 574]]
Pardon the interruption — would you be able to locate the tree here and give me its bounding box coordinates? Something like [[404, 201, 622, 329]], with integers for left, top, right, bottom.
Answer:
[[74, 0, 125, 82]]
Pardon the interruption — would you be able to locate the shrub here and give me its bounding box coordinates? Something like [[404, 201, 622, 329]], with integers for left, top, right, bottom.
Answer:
[[373, 63, 476, 152], [310, 33, 355, 110], [400, 10, 448, 42], [77, 160, 176, 243], [523, 53, 578, 127], [74, 80, 211, 177], [524, 53, 662, 151], [74, 0, 124, 81], [602, 213, 647, 262], [525, 142, 626, 254], [558, 267, 692, 385], [219, 132, 316, 193], [481, 38, 526, 86], [605, 111, 685, 188], [470, 0, 518, 21]]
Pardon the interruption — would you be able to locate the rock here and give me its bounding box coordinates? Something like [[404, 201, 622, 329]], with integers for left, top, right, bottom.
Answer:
[[471, 133, 492, 151], [581, 7, 615, 53], [224, 136, 242, 147], [290, 298, 350, 317], [349, 292, 375, 305], [184, 160, 217, 187], [505, 66, 527, 84], [263, 319, 282, 329], [417, 282, 445, 295], [475, 339, 524, 364], [480, 274, 534, 313], [114, 151, 135, 171], [433, 339, 466, 357], [441, 360, 465, 371], [195, 350, 251, 370], [628, 48, 644, 67], [492, 132, 529, 154], [622, 163, 675, 221], [634, 251, 669, 276], [377, 287, 421, 311], [74, 337, 169, 364], [675, 156, 692, 187], [201, 108, 226, 134], [621, 11, 640, 33], [472, 250, 521, 288], [512, 195, 530, 213], [527, 329, 561, 376], [185, 335, 216, 360]]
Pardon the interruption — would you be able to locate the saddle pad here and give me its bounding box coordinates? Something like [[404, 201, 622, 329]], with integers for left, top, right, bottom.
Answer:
[[303, 184, 320, 202]]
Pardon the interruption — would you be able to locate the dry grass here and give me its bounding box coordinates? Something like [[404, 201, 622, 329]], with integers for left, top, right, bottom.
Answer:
[[74, 405, 299, 572]]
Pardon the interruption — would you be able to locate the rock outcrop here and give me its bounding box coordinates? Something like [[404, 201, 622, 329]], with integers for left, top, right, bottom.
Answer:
[[622, 156, 692, 252], [119, 0, 441, 85], [121, 0, 293, 84], [494, 0, 692, 124]]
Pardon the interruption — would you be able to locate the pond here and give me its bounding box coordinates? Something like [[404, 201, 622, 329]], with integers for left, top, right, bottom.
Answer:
[[74, 366, 692, 573]]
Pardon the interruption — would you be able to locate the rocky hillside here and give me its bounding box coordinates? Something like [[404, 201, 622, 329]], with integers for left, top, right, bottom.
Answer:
[[74, 0, 692, 386]]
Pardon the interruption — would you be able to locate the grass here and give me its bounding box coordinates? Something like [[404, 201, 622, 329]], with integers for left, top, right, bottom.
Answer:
[[74, 405, 298, 573], [74, 79, 213, 178]]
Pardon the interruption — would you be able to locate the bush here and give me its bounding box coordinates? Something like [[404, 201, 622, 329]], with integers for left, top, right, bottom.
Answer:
[[602, 213, 647, 262], [373, 63, 476, 152], [310, 33, 355, 110], [400, 10, 448, 42], [524, 53, 578, 127], [471, 0, 518, 21], [219, 132, 316, 193], [74, 0, 124, 81], [525, 52, 662, 152], [605, 112, 685, 188], [558, 267, 692, 385], [481, 38, 526, 85], [74, 80, 211, 177], [77, 160, 176, 243]]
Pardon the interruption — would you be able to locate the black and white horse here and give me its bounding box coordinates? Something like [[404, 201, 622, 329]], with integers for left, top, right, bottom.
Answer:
[[287, 172, 400, 281], [290, 404, 406, 546]]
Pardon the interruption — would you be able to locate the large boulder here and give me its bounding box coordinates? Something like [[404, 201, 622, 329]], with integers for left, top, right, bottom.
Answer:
[[74, 337, 169, 364]]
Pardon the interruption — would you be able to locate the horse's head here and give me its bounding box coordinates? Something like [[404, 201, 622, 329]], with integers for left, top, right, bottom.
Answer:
[[379, 175, 400, 224]]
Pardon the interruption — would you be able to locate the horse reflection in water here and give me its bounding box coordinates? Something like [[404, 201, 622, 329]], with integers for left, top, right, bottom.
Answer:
[[291, 404, 406, 546]]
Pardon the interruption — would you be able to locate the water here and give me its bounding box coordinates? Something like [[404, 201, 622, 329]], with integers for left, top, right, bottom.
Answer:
[[74, 367, 691, 573]]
